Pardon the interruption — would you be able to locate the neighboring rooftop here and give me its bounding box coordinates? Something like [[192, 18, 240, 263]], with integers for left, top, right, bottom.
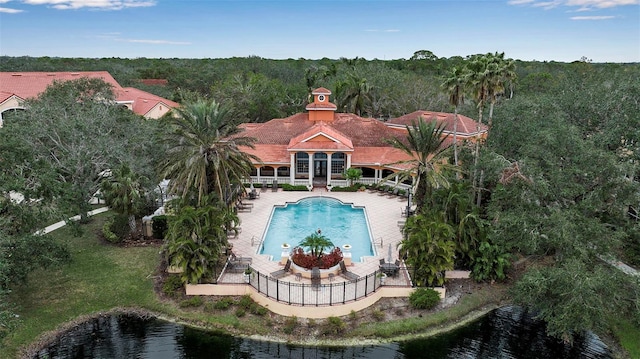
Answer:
[[0, 71, 179, 121]]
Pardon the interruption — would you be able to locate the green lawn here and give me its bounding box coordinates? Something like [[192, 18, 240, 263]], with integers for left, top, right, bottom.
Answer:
[[1, 214, 167, 358], [610, 317, 640, 359]]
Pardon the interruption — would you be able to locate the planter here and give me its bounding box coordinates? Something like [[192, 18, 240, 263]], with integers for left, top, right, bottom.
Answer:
[[342, 244, 352, 253], [378, 272, 387, 285]]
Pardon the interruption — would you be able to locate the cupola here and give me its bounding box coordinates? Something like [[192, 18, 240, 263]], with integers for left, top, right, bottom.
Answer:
[[306, 87, 337, 122]]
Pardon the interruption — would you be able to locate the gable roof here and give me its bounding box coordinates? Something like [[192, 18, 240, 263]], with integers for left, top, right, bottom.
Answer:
[[122, 87, 179, 117], [0, 71, 178, 118], [287, 122, 354, 151]]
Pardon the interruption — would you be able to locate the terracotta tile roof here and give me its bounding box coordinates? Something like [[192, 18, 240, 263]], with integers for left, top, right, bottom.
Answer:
[[0, 91, 19, 104], [312, 87, 332, 95], [388, 110, 487, 136], [0, 71, 178, 118], [287, 122, 353, 151], [237, 112, 415, 166], [121, 87, 179, 117], [0, 71, 122, 100], [305, 102, 337, 110]]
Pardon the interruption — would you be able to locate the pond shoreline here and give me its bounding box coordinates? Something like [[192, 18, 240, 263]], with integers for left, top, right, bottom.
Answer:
[[20, 288, 505, 358]]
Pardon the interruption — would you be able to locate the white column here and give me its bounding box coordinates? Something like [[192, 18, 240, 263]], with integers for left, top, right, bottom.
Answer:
[[274, 166, 278, 182], [307, 152, 314, 187], [257, 167, 261, 182], [290, 153, 295, 185], [326, 153, 332, 185], [346, 153, 352, 170]]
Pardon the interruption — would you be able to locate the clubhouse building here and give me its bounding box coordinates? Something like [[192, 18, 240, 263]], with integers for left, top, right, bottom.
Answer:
[[238, 87, 487, 189]]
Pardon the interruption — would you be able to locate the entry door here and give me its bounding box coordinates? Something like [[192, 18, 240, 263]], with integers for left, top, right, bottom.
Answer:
[[314, 160, 327, 177]]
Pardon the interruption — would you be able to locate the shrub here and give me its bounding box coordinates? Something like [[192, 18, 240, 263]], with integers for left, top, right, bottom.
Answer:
[[179, 296, 204, 308], [348, 310, 357, 322], [330, 184, 360, 192], [212, 297, 234, 310], [152, 215, 168, 239], [237, 294, 254, 310], [322, 316, 346, 335], [409, 288, 441, 310], [234, 308, 246, 317], [162, 274, 184, 297], [371, 309, 385, 321], [290, 247, 343, 270], [281, 184, 307, 191], [250, 305, 268, 316], [102, 219, 120, 243], [111, 214, 130, 239], [283, 316, 298, 334]]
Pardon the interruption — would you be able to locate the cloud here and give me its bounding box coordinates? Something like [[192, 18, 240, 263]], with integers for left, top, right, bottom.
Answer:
[[570, 14, 616, 18], [123, 39, 191, 45], [566, 0, 638, 8], [0, 7, 23, 13], [508, 0, 638, 9], [22, 0, 156, 10]]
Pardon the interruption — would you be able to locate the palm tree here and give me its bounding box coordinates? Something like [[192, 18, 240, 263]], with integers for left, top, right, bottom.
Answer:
[[434, 181, 485, 267], [100, 163, 145, 233], [441, 66, 468, 167], [486, 52, 517, 128], [158, 98, 259, 207], [336, 73, 372, 116], [464, 53, 496, 206], [400, 211, 456, 286], [164, 197, 228, 284], [298, 232, 334, 259], [386, 118, 457, 213]]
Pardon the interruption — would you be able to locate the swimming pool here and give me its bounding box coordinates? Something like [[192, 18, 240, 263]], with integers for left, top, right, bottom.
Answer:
[[259, 197, 375, 262]]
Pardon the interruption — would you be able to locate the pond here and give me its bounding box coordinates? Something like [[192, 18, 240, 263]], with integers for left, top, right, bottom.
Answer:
[[33, 306, 611, 359]]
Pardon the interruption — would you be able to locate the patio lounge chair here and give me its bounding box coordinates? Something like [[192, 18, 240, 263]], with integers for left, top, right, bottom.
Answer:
[[339, 260, 359, 281], [248, 189, 260, 199], [272, 180, 278, 192], [261, 181, 268, 192], [271, 259, 292, 279], [227, 252, 252, 273]]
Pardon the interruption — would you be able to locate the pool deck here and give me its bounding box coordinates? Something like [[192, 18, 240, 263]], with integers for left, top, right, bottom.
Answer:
[[222, 187, 410, 286]]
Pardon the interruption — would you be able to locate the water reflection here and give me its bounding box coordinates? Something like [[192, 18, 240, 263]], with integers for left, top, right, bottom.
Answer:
[[35, 306, 611, 359]]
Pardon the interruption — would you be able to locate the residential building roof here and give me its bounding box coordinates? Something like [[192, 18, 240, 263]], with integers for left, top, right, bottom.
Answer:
[[0, 71, 178, 119], [387, 110, 488, 137]]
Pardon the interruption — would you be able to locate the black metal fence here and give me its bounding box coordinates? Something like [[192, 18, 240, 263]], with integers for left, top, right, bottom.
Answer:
[[245, 268, 383, 306]]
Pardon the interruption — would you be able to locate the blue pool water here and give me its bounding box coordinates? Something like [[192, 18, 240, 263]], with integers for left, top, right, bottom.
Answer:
[[259, 197, 375, 262]]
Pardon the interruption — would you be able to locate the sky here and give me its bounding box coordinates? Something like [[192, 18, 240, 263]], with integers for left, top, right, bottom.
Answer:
[[0, 0, 638, 63]]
